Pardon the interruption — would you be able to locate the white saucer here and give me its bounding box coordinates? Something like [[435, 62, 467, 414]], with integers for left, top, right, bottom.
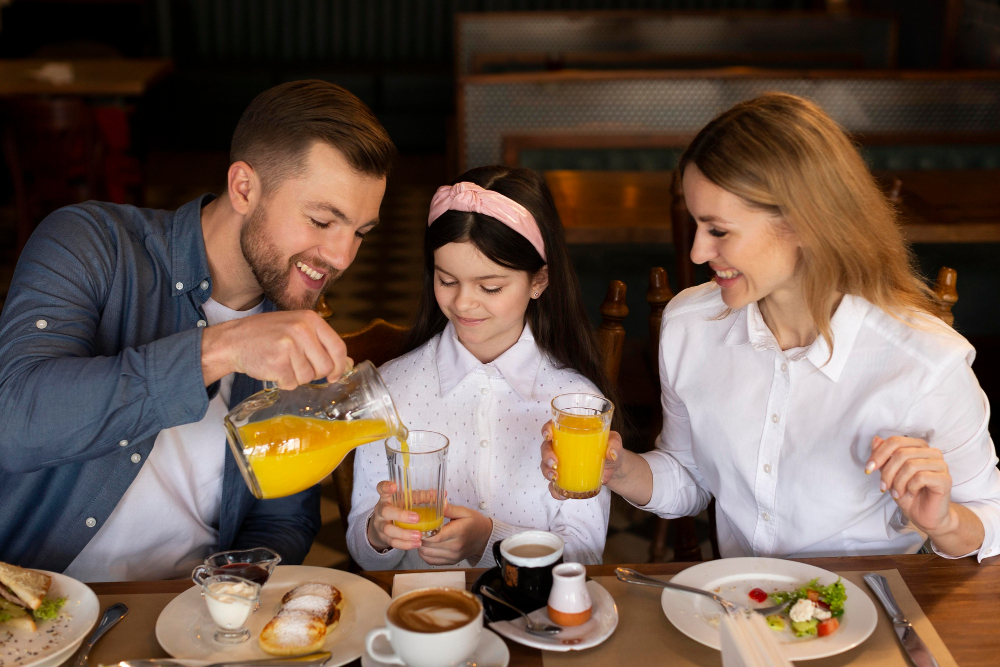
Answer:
[[487, 579, 617, 652], [361, 628, 509, 667]]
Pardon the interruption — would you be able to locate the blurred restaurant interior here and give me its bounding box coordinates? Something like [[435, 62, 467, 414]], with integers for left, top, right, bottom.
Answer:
[[0, 0, 998, 571]]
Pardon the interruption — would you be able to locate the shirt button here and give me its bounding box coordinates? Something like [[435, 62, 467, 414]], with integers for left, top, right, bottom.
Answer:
[[780, 363, 788, 373], [35, 319, 47, 329], [175, 281, 184, 290], [197, 319, 207, 328], [763, 464, 771, 474], [119, 439, 128, 447], [480, 439, 489, 449], [200, 280, 209, 290], [478, 502, 487, 510], [85, 517, 97, 528], [771, 414, 780, 424], [130, 453, 142, 463], [480, 387, 489, 396], [762, 512, 771, 522]]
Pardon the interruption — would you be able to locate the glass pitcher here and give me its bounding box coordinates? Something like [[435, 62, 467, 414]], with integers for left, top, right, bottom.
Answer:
[[224, 360, 406, 499]]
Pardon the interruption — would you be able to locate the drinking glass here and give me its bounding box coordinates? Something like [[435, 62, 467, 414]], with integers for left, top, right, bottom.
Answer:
[[386, 431, 449, 537], [224, 360, 406, 499], [550, 393, 614, 499], [193, 573, 260, 644]]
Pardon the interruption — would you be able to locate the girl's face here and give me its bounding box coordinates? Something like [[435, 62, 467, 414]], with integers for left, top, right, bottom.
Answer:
[[684, 164, 802, 310], [433, 241, 548, 363]]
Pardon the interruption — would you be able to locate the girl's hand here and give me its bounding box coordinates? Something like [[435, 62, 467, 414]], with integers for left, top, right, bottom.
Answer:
[[866, 436, 954, 535], [417, 503, 493, 565], [366, 481, 424, 552], [540, 421, 624, 500]]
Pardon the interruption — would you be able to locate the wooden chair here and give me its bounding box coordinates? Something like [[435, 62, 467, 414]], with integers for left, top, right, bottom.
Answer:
[[933, 267, 958, 326], [326, 284, 631, 559]]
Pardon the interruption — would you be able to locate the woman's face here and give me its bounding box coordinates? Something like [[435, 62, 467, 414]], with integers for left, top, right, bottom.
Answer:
[[433, 241, 548, 363], [683, 164, 801, 310]]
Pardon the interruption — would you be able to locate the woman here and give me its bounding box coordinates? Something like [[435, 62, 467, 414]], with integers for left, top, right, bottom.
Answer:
[[541, 93, 1000, 561], [347, 166, 619, 570]]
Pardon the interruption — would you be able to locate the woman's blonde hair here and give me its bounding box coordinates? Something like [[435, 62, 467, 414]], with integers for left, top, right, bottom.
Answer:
[[679, 92, 940, 351]]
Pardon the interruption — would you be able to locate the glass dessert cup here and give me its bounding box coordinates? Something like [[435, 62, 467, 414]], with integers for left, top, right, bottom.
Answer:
[[193, 573, 261, 644], [225, 360, 407, 499]]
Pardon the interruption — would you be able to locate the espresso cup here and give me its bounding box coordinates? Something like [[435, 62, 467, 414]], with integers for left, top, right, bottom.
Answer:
[[365, 587, 483, 667], [492, 530, 565, 611]]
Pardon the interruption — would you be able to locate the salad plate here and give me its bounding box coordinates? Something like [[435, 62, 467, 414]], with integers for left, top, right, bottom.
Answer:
[[156, 565, 389, 667], [0, 571, 100, 667], [660, 557, 877, 661]]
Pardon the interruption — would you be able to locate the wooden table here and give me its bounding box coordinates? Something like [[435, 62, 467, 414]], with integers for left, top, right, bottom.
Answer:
[[546, 169, 1000, 245], [83, 555, 1000, 667], [0, 59, 173, 97]]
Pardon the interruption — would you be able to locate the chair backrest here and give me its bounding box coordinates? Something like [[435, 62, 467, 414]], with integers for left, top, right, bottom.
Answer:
[[328, 281, 633, 556], [933, 267, 959, 327]]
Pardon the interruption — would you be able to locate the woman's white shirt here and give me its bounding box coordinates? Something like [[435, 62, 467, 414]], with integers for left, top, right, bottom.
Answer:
[[640, 282, 1000, 561], [347, 322, 610, 570]]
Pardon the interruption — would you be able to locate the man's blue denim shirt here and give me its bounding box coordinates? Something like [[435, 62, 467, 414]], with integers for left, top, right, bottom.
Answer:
[[0, 195, 320, 571]]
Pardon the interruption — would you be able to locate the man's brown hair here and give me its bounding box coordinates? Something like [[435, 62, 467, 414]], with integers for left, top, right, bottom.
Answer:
[[231, 79, 396, 193]]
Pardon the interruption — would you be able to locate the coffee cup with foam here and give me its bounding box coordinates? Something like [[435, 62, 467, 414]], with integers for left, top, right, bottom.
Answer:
[[365, 587, 483, 667]]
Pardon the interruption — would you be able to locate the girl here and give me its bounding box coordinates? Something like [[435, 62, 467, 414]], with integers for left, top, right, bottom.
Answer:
[[347, 166, 619, 569], [543, 93, 1000, 561]]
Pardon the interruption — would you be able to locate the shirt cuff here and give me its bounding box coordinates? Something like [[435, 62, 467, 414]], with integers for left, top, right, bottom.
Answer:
[[628, 451, 683, 517], [479, 518, 521, 568], [146, 327, 211, 430], [929, 501, 999, 562]]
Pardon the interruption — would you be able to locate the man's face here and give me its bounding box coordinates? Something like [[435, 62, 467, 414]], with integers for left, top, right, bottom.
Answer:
[[240, 142, 387, 310]]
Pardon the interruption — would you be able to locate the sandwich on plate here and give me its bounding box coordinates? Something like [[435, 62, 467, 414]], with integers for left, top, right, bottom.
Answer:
[[0, 562, 66, 632]]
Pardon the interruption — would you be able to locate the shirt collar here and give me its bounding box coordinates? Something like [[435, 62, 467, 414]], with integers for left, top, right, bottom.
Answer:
[[436, 321, 544, 401], [170, 194, 215, 300], [725, 295, 870, 382]]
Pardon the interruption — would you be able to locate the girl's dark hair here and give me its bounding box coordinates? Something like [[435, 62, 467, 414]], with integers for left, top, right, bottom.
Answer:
[[405, 166, 622, 428]]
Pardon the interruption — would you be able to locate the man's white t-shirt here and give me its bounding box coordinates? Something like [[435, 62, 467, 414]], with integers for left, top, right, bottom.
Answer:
[[65, 298, 264, 582]]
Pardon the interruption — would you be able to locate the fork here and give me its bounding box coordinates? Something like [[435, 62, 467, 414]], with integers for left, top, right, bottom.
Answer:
[[614, 567, 791, 616]]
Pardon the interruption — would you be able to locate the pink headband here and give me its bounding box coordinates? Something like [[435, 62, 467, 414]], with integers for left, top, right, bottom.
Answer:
[[428, 182, 547, 262]]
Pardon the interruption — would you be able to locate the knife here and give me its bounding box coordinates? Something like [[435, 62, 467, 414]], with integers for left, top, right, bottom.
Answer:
[[864, 573, 940, 667]]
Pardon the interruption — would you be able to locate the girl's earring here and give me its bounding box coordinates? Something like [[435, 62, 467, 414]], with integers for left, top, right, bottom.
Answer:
[[533, 292, 540, 298]]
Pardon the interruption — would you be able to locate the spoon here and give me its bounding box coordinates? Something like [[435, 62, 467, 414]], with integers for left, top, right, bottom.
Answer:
[[72, 603, 130, 667], [479, 586, 561, 635], [119, 651, 332, 667]]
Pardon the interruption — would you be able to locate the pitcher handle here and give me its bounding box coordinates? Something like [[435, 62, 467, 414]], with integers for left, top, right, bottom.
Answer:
[[191, 565, 211, 587]]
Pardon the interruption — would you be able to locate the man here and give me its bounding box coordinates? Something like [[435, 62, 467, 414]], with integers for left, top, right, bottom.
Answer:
[[0, 80, 395, 581]]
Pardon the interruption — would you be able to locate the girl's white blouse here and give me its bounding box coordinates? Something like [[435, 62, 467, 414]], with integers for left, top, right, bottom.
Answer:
[[640, 282, 1000, 561], [347, 322, 610, 570]]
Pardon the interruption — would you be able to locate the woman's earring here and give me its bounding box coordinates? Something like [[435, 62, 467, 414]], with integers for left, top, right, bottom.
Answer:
[[533, 292, 540, 298]]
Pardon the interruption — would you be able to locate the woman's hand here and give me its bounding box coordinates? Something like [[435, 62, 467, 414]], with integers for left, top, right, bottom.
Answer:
[[867, 436, 954, 534], [366, 481, 424, 552], [539, 421, 625, 500], [417, 503, 493, 565]]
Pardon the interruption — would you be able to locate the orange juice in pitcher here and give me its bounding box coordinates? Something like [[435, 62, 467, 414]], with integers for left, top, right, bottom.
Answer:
[[225, 361, 406, 499]]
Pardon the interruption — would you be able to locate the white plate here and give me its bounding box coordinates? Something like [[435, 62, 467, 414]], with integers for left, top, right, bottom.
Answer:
[[361, 628, 509, 667], [0, 570, 100, 667], [487, 580, 617, 652], [156, 565, 390, 667], [661, 557, 877, 661]]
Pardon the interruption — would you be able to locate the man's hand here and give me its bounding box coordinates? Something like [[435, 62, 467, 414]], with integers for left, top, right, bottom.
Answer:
[[200, 310, 350, 387], [366, 481, 424, 552], [540, 421, 624, 500], [417, 503, 493, 566]]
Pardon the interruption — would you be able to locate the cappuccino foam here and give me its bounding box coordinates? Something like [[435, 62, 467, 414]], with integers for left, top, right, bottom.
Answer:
[[389, 589, 480, 633]]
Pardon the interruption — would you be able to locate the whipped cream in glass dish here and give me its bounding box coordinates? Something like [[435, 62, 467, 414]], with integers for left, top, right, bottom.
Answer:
[[195, 573, 261, 643]]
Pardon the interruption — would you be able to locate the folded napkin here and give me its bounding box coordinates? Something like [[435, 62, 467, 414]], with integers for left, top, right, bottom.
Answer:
[[391, 570, 467, 598], [721, 612, 793, 667]]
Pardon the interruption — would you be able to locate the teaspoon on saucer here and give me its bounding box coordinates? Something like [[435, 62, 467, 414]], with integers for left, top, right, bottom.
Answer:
[[479, 586, 561, 635]]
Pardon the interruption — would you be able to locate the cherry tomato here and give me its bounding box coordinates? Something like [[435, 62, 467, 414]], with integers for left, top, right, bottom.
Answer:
[[817, 617, 839, 637], [748, 588, 768, 603], [806, 589, 820, 602]]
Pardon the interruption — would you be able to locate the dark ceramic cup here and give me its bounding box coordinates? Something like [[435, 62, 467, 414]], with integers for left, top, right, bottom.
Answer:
[[492, 530, 565, 610]]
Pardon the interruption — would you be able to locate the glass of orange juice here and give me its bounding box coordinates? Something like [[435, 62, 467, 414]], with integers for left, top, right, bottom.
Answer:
[[551, 393, 613, 499], [386, 431, 449, 537], [224, 360, 406, 499]]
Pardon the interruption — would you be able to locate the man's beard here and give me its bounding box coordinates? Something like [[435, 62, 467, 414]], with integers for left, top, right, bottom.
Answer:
[[239, 203, 340, 311]]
